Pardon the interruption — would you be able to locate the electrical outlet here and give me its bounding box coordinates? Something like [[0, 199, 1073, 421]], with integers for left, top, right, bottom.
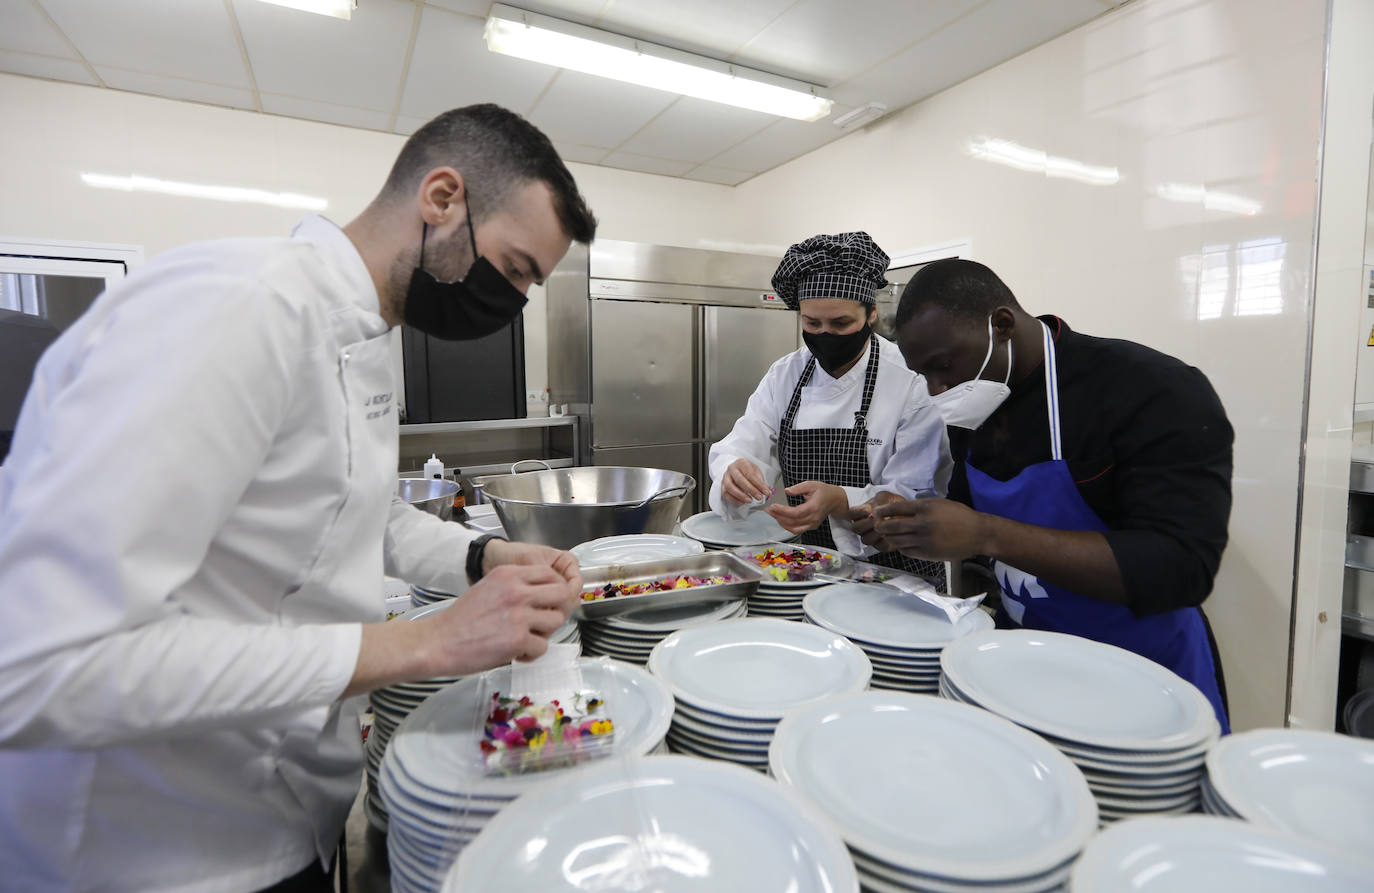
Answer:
[[525, 390, 541, 402]]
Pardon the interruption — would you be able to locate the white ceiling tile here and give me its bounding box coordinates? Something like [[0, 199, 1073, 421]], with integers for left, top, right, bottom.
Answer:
[[94, 67, 256, 109], [527, 71, 676, 149], [261, 93, 391, 130], [39, 0, 250, 87], [599, 152, 695, 177], [0, 1, 76, 57], [830, 0, 1107, 110], [617, 98, 776, 163], [683, 165, 752, 186], [0, 49, 96, 85], [731, 0, 980, 86], [595, 0, 795, 58], [399, 6, 555, 119], [699, 103, 853, 172], [233, 0, 414, 110], [394, 114, 429, 135], [426, 1, 609, 24], [554, 142, 611, 164]]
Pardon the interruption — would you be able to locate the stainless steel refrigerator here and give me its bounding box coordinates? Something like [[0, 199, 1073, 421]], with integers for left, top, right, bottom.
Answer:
[[546, 240, 799, 515]]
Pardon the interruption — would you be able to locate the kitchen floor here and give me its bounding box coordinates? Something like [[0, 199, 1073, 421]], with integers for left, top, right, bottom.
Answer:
[[343, 784, 388, 893]]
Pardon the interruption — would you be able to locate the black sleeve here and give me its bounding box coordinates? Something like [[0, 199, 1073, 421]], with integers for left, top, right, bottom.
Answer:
[[1101, 364, 1234, 617], [946, 427, 972, 506]]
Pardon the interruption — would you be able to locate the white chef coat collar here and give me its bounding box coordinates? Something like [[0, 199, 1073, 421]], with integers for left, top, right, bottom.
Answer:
[[291, 215, 383, 321], [814, 337, 874, 387]]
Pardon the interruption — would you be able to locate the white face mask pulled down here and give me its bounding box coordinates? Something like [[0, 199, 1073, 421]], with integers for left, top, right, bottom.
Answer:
[[931, 316, 1013, 430]]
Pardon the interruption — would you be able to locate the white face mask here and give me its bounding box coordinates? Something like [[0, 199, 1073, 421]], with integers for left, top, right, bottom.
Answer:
[[931, 316, 1013, 430]]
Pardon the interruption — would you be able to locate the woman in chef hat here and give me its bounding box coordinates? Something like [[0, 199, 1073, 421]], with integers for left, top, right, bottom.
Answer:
[[707, 232, 953, 580]]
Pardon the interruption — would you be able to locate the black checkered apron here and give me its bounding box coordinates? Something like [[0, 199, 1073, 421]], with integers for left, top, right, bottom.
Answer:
[[777, 335, 947, 588]]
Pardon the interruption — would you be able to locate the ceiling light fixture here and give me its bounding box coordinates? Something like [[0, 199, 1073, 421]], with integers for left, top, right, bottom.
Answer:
[[484, 4, 833, 122], [1157, 183, 1261, 216], [254, 0, 355, 20], [80, 173, 328, 211], [833, 103, 888, 130], [968, 137, 1120, 186]]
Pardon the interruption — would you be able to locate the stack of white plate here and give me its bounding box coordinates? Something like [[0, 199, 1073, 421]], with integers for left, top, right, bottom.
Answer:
[[580, 598, 747, 664], [380, 657, 675, 893], [803, 581, 993, 693], [1070, 816, 1374, 892], [571, 533, 704, 566], [771, 691, 1098, 891], [1200, 728, 1374, 852], [648, 618, 871, 771], [410, 583, 460, 608], [940, 630, 1221, 824], [364, 601, 580, 834], [679, 509, 794, 550], [444, 755, 860, 892], [732, 543, 850, 621]]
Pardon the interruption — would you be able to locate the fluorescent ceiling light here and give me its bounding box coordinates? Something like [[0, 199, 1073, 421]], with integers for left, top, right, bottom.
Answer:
[[484, 4, 832, 122], [1157, 182, 1261, 216], [254, 0, 355, 19], [968, 137, 1120, 186], [81, 173, 328, 211], [833, 103, 888, 130]]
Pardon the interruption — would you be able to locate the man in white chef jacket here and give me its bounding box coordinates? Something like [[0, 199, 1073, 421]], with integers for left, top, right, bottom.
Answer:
[[707, 232, 952, 581], [0, 104, 598, 892]]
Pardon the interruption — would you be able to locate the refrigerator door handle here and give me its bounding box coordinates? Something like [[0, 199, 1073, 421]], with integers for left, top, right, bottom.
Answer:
[[700, 305, 713, 444]]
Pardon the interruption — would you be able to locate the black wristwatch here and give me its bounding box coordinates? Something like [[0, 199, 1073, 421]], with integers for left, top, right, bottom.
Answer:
[[466, 534, 506, 583]]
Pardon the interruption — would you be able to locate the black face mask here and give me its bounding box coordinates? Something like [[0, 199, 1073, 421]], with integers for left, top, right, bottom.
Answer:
[[803, 322, 873, 376], [403, 195, 529, 341]]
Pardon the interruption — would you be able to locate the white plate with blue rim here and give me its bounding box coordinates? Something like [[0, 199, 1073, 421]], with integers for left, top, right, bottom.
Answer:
[[1205, 728, 1374, 851], [444, 755, 858, 893], [1070, 815, 1374, 892], [769, 691, 1098, 884], [680, 510, 794, 547], [940, 630, 1219, 752], [571, 533, 704, 567]]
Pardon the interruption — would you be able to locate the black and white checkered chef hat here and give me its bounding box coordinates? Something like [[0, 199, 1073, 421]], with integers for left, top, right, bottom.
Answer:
[[771, 232, 890, 311]]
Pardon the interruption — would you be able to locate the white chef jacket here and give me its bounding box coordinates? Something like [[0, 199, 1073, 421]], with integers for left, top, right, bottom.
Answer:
[[707, 335, 952, 549], [0, 216, 479, 892]]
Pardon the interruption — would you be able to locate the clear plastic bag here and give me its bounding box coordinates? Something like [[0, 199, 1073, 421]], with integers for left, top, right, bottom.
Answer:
[[476, 644, 617, 776]]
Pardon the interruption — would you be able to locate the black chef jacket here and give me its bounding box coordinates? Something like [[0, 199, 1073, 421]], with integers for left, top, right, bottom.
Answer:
[[947, 316, 1234, 618]]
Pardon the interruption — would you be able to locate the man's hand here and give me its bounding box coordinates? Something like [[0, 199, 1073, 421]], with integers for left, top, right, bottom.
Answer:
[[766, 481, 848, 535], [482, 539, 581, 590], [346, 562, 581, 696], [722, 458, 770, 505], [847, 491, 904, 549], [864, 497, 989, 561]]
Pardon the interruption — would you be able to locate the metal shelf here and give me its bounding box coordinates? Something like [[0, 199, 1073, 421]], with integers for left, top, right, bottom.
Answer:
[[1343, 611, 1374, 643], [399, 416, 577, 436]]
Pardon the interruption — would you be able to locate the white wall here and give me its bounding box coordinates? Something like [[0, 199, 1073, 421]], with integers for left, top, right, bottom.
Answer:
[[0, 73, 737, 402], [728, 0, 1329, 731]]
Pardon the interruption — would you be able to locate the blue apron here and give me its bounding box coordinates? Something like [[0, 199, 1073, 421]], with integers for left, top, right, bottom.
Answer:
[[965, 322, 1230, 734]]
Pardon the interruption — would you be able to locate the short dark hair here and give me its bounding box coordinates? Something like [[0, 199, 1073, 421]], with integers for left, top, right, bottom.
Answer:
[[896, 258, 1022, 327], [382, 104, 597, 244]]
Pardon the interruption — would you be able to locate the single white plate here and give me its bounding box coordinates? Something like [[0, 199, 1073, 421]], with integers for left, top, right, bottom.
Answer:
[[649, 618, 872, 719], [941, 630, 1218, 751], [1069, 816, 1374, 892], [571, 533, 704, 566], [445, 755, 859, 893], [804, 583, 993, 648], [1206, 729, 1374, 852], [680, 510, 794, 547], [770, 691, 1097, 882], [386, 658, 673, 801]]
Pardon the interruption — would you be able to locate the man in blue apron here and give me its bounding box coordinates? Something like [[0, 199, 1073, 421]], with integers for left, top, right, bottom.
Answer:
[[852, 259, 1233, 733]]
